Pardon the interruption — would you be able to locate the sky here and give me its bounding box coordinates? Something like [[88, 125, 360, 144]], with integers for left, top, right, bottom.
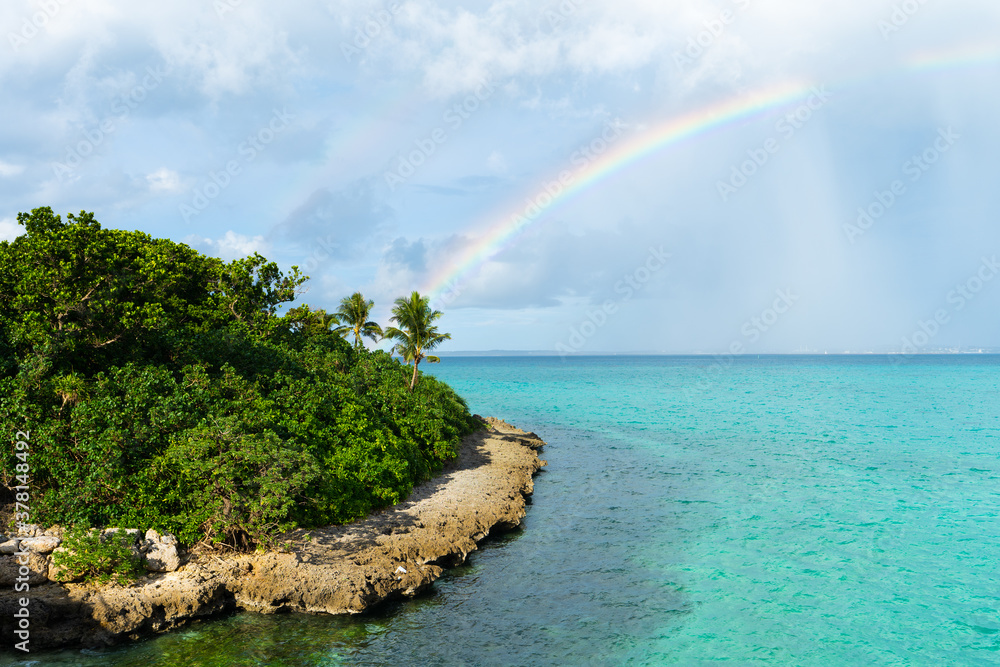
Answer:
[[1, 0, 999, 354]]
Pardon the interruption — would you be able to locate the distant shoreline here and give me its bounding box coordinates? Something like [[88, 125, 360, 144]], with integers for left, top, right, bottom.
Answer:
[[433, 351, 1000, 356]]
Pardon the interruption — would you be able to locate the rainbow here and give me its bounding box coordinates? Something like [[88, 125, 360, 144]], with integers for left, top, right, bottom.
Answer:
[[422, 80, 817, 303], [423, 43, 1000, 305]]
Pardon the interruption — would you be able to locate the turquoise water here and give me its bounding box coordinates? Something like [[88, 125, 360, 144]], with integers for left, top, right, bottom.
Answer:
[[12, 356, 1000, 666]]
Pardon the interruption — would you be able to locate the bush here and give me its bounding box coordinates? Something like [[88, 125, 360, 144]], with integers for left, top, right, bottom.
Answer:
[[152, 421, 322, 548], [51, 527, 143, 586]]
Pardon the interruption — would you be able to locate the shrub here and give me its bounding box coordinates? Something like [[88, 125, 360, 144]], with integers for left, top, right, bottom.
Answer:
[[151, 422, 322, 548], [51, 527, 144, 586]]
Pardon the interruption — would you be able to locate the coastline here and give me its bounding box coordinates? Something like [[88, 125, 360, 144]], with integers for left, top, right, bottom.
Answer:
[[0, 418, 546, 651]]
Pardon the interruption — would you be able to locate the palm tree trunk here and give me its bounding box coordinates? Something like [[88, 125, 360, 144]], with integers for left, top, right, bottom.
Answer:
[[409, 360, 419, 391]]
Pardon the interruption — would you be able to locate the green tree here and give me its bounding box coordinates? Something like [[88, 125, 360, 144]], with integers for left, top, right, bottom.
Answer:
[[284, 305, 336, 337], [213, 253, 307, 335], [0, 207, 220, 373], [332, 292, 383, 350], [384, 291, 451, 391], [0, 207, 306, 374]]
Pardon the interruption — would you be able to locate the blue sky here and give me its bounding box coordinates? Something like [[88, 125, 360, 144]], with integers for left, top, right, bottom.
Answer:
[[2, 0, 999, 353]]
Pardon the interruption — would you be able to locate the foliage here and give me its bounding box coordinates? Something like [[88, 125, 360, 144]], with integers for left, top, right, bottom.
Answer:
[[51, 526, 144, 586], [331, 292, 383, 350], [0, 208, 479, 549], [385, 291, 452, 391], [153, 418, 322, 549]]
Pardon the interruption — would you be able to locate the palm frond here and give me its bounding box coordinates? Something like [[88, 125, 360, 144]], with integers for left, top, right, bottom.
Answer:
[[332, 291, 382, 349], [386, 291, 451, 390]]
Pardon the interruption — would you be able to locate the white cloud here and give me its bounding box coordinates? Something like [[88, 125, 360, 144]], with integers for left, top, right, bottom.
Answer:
[[146, 167, 182, 193], [184, 231, 268, 261], [150, 6, 302, 99], [0, 161, 25, 177], [0, 218, 22, 242]]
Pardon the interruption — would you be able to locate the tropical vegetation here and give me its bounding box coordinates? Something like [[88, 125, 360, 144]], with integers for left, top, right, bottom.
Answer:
[[385, 292, 452, 391], [50, 526, 145, 585], [331, 291, 383, 350], [0, 208, 474, 549]]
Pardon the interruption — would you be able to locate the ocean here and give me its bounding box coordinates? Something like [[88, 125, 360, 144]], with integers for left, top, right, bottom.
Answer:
[[20, 356, 1000, 666]]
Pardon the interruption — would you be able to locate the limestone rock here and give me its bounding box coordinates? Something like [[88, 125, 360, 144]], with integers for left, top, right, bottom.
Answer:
[[0, 552, 48, 585], [145, 542, 180, 572], [20, 536, 61, 554], [16, 523, 41, 537], [0, 539, 20, 554]]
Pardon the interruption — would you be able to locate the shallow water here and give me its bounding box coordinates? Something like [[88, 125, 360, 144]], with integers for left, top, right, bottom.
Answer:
[[12, 356, 1000, 665]]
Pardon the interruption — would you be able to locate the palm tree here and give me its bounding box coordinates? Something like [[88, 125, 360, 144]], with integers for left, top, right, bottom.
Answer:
[[331, 292, 383, 350], [384, 291, 451, 391]]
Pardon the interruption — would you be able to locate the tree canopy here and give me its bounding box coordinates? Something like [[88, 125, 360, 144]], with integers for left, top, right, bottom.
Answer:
[[0, 208, 477, 548]]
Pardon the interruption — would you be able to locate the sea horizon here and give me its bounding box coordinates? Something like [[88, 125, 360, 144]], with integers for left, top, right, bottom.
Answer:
[[434, 350, 1000, 357]]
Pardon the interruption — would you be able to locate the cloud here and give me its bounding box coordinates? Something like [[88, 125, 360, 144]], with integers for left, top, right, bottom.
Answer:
[[146, 167, 182, 193], [385, 237, 428, 273], [376, 221, 670, 310], [184, 231, 267, 261], [0, 161, 25, 177], [370, 237, 430, 305], [268, 179, 393, 260], [413, 174, 506, 197], [0, 218, 22, 242]]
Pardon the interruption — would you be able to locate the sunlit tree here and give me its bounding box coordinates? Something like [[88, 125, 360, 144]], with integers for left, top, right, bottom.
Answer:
[[332, 292, 383, 350], [384, 291, 451, 391]]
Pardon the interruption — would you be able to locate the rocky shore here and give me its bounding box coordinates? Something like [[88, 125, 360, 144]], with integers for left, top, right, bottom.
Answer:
[[0, 418, 545, 651]]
